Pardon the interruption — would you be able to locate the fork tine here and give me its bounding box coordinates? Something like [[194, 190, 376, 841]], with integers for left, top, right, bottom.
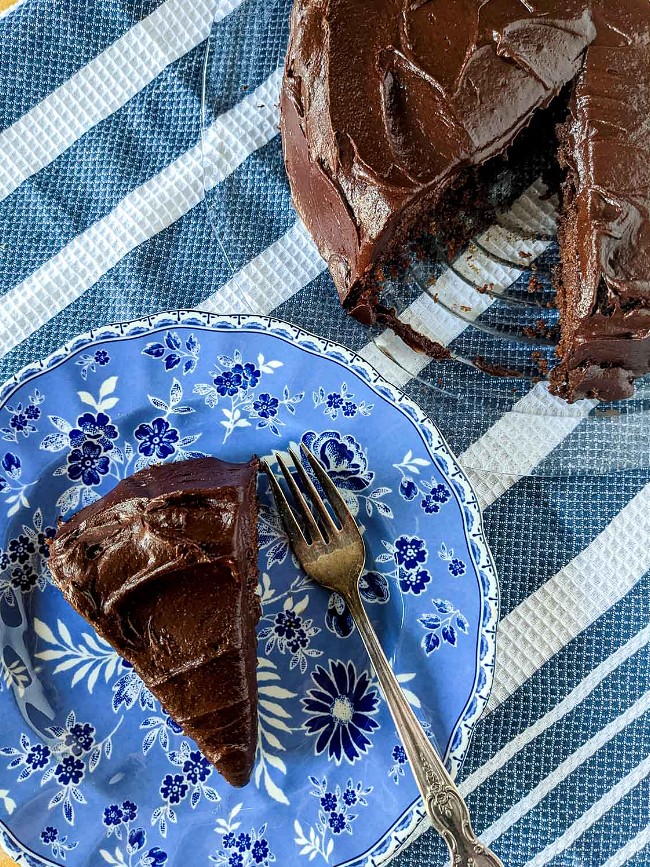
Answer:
[[274, 452, 323, 543], [262, 459, 307, 548], [300, 443, 356, 530], [287, 445, 340, 538]]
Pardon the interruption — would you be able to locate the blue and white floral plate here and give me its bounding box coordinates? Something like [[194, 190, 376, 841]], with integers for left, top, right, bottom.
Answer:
[[0, 312, 498, 867]]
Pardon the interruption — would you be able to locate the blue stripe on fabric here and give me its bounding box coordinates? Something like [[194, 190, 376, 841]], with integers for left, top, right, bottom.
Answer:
[[0, 0, 165, 129], [483, 470, 650, 617], [469, 656, 648, 837], [625, 845, 650, 867], [206, 138, 294, 273], [0, 202, 218, 385], [404, 579, 649, 863], [491, 719, 649, 866], [274, 272, 371, 351], [545, 777, 650, 867], [0, 41, 206, 294], [203, 0, 291, 123]]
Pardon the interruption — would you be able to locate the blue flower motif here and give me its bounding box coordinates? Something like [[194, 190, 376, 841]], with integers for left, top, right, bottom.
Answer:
[[122, 800, 137, 821], [94, 350, 110, 365], [1, 453, 20, 475], [251, 839, 270, 864], [342, 401, 357, 417], [141, 847, 167, 867], [40, 827, 58, 844], [182, 750, 211, 784], [37, 527, 56, 557], [8, 535, 35, 564], [326, 393, 344, 410], [103, 804, 124, 826], [222, 833, 236, 849], [231, 362, 260, 389], [134, 417, 179, 459], [65, 722, 95, 756], [67, 441, 110, 486], [399, 477, 418, 501], [228, 854, 243, 867], [9, 413, 27, 431], [128, 827, 145, 851], [328, 812, 348, 834], [303, 660, 380, 764], [449, 558, 466, 577], [25, 404, 41, 421], [273, 609, 302, 640], [398, 567, 431, 595], [421, 483, 451, 513], [159, 773, 188, 804], [287, 628, 309, 654], [342, 786, 357, 806], [26, 744, 50, 770], [69, 412, 118, 451], [301, 431, 374, 492], [252, 393, 279, 419], [10, 564, 37, 592], [0, 551, 9, 570], [235, 833, 251, 852], [55, 756, 84, 785], [392, 745, 407, 764], [320, 792, 337, 812], [394, 535, 427, 571], [213, 370, 243, 397]]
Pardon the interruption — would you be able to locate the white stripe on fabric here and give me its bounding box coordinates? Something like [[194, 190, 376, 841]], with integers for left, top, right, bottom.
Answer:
[[487, 483, 650, 712], [461, 624, 650, 794], [521, 754, 650, 867], [481, 694, 650, 847], [598, 826, 650, 867], [0, 71, 282, 358], [459, 384, 597, 510], [198, 218, 323, 314], [0, 0, 227, 202]]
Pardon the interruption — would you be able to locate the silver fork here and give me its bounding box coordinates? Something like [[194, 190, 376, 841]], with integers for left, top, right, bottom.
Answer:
[[263, 443, 504, 867]]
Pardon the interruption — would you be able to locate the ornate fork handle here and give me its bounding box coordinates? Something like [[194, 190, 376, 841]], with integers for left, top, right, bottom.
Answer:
[[346, 592, 503, 867]]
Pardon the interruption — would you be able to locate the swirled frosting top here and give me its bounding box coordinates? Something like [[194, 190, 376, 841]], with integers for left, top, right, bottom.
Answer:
[[281, 0, 596, 302]]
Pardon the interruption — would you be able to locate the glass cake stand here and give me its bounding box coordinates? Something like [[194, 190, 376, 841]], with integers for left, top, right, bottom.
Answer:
[[200, 2, 650, 477]]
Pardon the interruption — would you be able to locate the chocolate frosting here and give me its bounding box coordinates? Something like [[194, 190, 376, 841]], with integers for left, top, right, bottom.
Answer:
[[281, 0, 596, 307], [551, 3, 650, 400], [48, 457, 260, 788]]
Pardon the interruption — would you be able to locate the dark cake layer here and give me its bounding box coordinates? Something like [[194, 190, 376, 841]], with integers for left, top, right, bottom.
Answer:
[[280, 0, 595, 315], [48, 457, 260, 788], [551, 4, 650, 401]]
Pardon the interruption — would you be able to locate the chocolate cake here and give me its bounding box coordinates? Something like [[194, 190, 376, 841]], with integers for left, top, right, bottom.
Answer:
[[551, 5, 650, 400], [280, 0, 650, 401], [48, 457, 260, 788]]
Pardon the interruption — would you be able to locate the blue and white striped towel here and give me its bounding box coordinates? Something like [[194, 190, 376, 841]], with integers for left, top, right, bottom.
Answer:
[[0, 1, 648, 865]]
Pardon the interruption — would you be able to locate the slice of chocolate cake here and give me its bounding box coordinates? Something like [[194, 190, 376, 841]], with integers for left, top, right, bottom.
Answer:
[[48, 457, 260, 788], [551, 6, 650, 401], [280, 0, 596, 319]]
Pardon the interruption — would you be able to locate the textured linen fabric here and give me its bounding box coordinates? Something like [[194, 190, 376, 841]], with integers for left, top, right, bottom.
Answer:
[[0, 1, 648, 866]]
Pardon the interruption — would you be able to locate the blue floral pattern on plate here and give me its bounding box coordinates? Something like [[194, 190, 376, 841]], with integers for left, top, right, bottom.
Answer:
[[0, 313, 498, 867]]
